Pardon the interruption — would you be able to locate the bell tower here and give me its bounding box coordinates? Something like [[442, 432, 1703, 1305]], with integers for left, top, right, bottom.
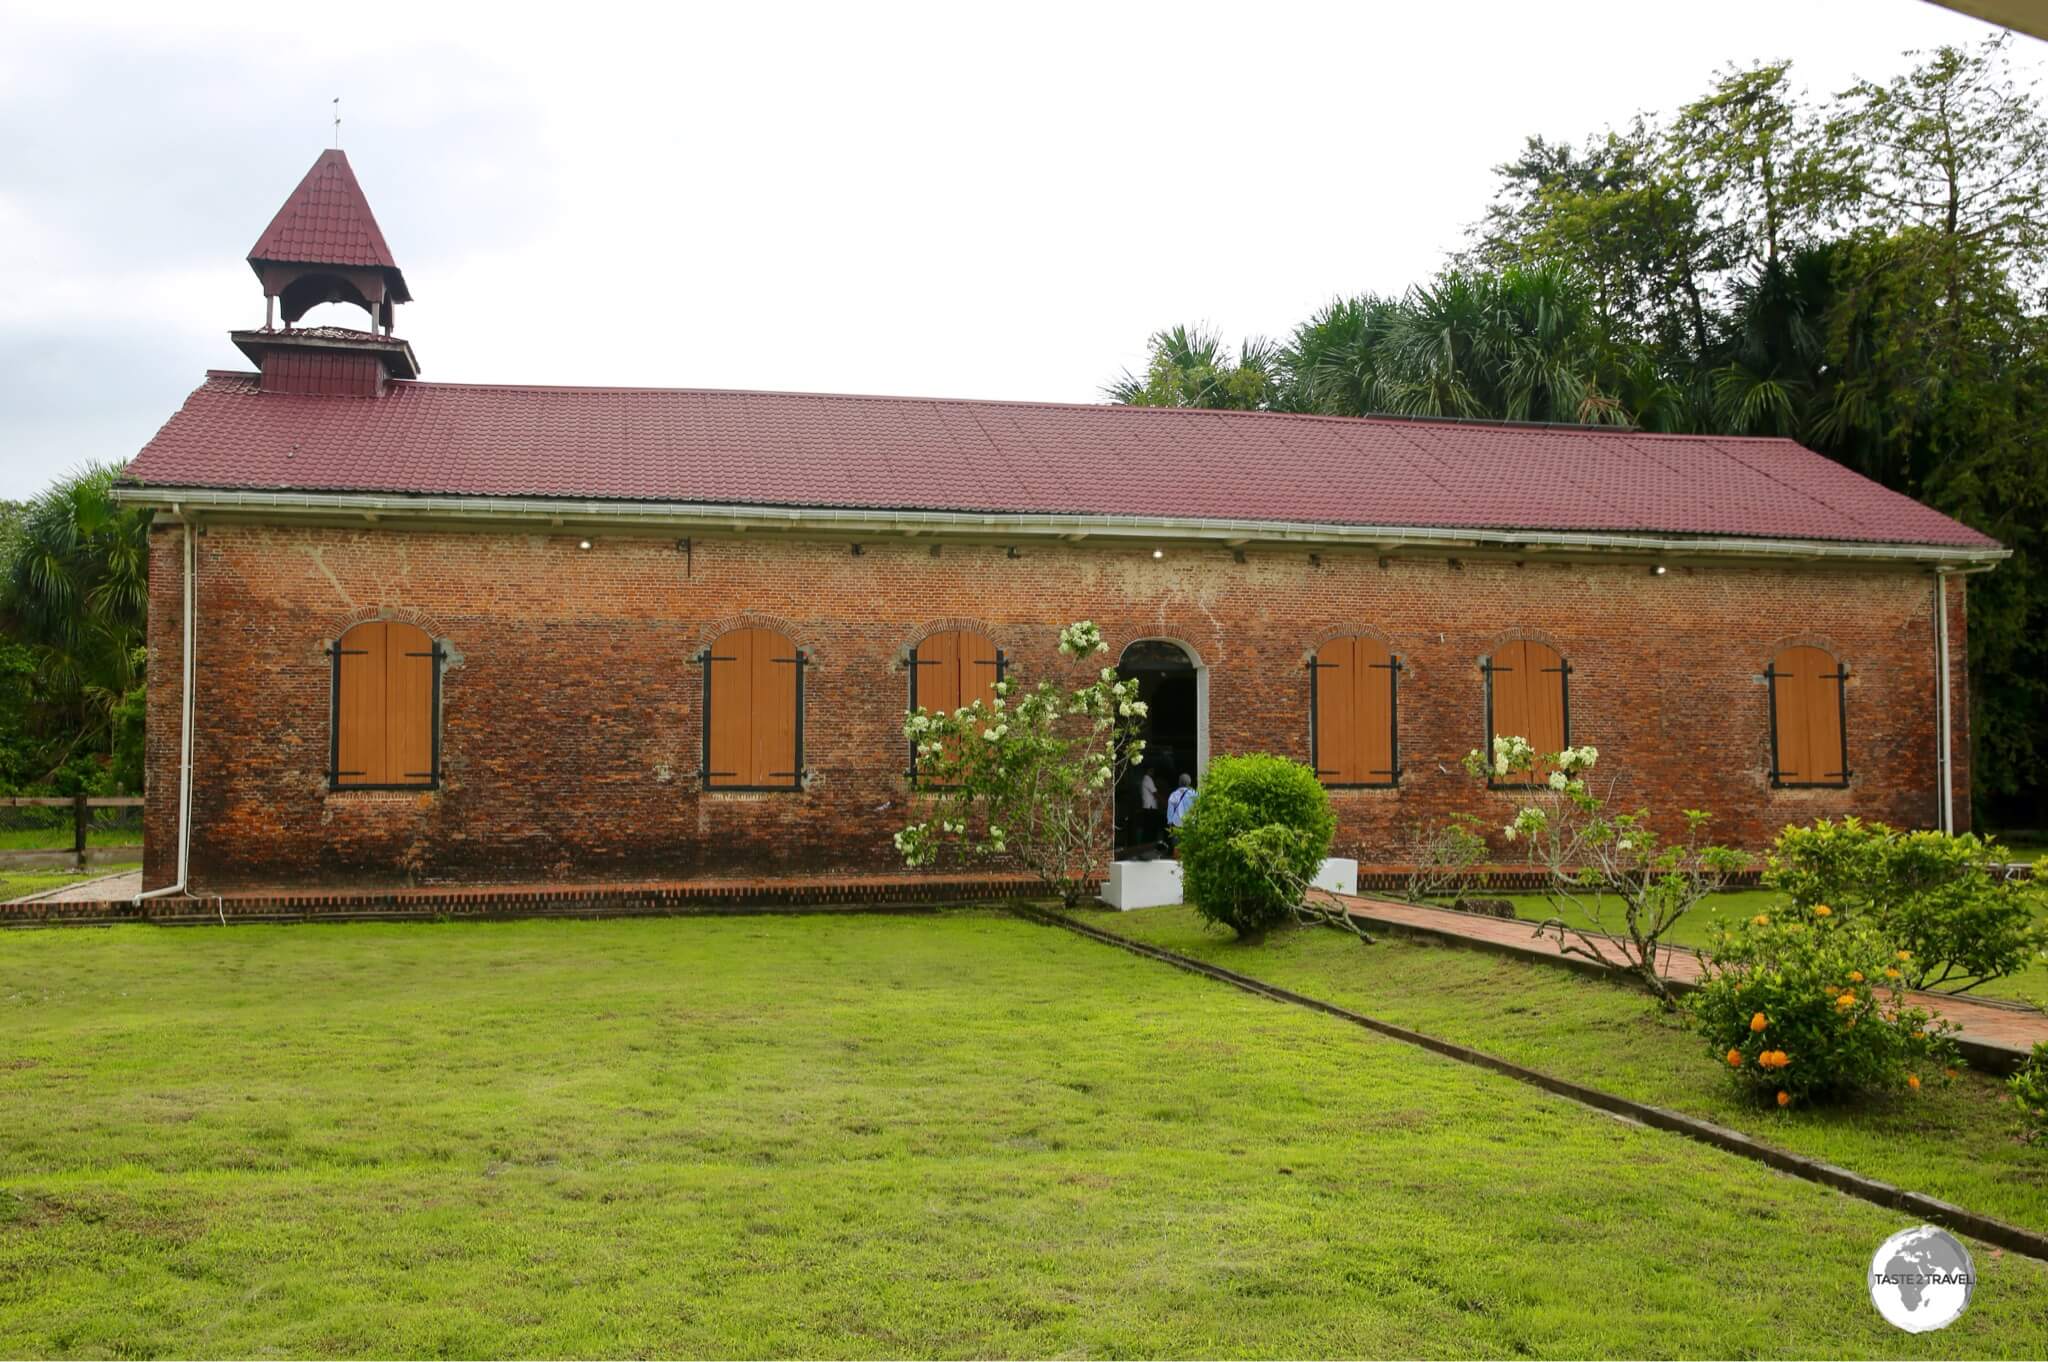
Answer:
[[231, 149, 420, 395]]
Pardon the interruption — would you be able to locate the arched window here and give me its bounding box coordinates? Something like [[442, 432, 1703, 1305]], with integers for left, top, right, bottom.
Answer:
[[1310, 636, 1400, 787], [1767, 646, 1849, 787], [329, 619, 441, 789], [699, 628, 805, 791], [1483, 639, 1569, 786]]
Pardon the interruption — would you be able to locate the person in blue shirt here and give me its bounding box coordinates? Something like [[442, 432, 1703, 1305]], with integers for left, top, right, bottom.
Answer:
[[1164, 772, 1196, 854]]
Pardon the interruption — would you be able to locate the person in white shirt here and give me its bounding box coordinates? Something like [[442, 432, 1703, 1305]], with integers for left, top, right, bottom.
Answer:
[[1165, 773, 1196, 830]]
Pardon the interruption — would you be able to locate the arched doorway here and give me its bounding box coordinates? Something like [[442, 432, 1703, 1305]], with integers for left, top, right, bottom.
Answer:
[[1115, 639, 1201, 856]]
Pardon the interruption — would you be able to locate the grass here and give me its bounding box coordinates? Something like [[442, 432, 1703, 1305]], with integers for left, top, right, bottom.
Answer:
[[3, 913, 2046, 1357], [0, 827, 144, 853], [1089, 904, 2048, 1236], [1446, 888, 2048, 1011], [0, 863, 138, 904]]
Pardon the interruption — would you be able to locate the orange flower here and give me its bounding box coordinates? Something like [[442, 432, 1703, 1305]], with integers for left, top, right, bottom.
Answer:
[[1836, 992, 1857, 1009], [1885, 968, 1901, 980], [1847, 971, 1864, 983], [1777, 1090, 1792, 1107], [1908, 1075, 1921, 1090], [1752, 914, 1771, 926], [1727, 1049, 1743, 1067], [1898, 950, 1913, 962], [1945, 1068, 1960, 1079], [1813, 904, 1832, 917], [1750, 1012, 1769, 1032], [1757, 1050, 1791, 1070]]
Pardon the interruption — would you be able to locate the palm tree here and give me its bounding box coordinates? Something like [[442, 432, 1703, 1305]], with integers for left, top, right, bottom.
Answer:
[[1105, 325, 1282, 410], [1, 464, 149, 784]]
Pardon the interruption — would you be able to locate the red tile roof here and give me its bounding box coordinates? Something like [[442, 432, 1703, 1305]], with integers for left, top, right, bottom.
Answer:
[[247, 151, 401, 274], [120, 372, 1999, 550]]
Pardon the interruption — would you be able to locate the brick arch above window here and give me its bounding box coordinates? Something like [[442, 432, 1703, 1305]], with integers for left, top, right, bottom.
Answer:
[[1767, 645, 1850, 788], [688, 612, 816, 663]]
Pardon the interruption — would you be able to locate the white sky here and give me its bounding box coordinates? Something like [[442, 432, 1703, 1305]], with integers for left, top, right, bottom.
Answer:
[[0, 0, 2036, 499]]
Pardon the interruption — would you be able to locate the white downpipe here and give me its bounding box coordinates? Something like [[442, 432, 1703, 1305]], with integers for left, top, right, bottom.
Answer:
[[134, 523, 196, 904], [1935, 569, 1954, 835]]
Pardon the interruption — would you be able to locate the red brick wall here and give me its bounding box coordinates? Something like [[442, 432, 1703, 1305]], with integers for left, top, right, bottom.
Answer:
[[142, 522, 1968, 892]]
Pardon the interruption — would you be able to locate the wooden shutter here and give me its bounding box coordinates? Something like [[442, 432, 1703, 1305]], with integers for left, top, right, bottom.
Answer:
[[385, 621, 437, 783], [705, 629, 752, 787], [1313, 637, 1397, 787], [1312, 638, 1359, 784], [1487, 639, 1568, 784], [916, 629, 964, 717], [333, 620, 439, 788], [704, 627, 802, 789], [910, 630, 1001, 782], [335, 622, 388, 784], [753, 630, 800, 786], [959, 630, 1002, 709], [1769, 645, 1847, 785]]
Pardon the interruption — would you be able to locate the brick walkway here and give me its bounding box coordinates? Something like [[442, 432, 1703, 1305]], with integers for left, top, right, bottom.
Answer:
[[1329, 892, 2048, 1069]]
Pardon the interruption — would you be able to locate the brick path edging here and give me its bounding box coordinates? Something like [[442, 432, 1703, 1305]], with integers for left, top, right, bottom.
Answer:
[[1025, 905, 2048, 1264], [0, 874, 1043, 927]]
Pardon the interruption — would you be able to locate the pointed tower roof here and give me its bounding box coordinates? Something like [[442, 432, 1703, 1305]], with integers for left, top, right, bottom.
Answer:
[[247, 149, 409, 302]]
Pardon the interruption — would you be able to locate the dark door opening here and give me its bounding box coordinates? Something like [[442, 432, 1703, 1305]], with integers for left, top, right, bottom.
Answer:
[[1115, 640, 1198, 857]]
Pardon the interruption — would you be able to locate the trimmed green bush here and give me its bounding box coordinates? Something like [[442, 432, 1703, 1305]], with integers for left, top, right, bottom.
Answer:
[[1767, 818, 2047, 994], [1690, 904, 1959, 1106], [2010, 1043, 2048, 1146], [1179, 754, 1334, 936]]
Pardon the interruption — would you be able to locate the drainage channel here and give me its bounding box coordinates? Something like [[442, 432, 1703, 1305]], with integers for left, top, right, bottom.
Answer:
[[1014, 904, 2048, 1264]]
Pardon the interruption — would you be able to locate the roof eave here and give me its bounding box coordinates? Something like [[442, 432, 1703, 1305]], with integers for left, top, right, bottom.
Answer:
[[108, 484, 2011, 568]]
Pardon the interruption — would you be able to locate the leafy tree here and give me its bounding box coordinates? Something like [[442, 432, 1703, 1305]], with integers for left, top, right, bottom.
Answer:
[[0, 463, 149, 788], [1105, 33, 2048, 828]]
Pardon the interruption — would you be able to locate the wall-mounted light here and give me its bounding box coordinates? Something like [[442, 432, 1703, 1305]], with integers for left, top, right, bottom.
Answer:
[[577, 539, 593, 551], [850, 543, 864, 556], [1007, 546, 1022, 559], [1651, 564, 1668, 576], [1151, 548, 1164, 560]]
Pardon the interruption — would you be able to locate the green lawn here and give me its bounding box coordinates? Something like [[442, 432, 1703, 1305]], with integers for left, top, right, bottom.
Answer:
[[0, 827, 144, 853], [3, 914, 2045, 1357], [1446, 888, 2048, 1011], [0, 863, 139, 904], [1091, 904, 2048, 1236]]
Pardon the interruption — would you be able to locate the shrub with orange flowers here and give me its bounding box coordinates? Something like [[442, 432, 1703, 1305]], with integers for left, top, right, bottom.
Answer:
[[1691, 909, 1959, 1103]]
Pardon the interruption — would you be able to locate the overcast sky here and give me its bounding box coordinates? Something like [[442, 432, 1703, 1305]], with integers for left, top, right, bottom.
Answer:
[[0, 0, 2036, 500]]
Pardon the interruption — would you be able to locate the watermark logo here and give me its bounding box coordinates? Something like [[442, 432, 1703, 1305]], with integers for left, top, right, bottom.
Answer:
[[1869, 1225, 1974, 1333]]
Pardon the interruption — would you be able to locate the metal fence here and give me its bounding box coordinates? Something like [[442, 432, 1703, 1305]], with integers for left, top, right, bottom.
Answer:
[[0, 797, 145, 869]]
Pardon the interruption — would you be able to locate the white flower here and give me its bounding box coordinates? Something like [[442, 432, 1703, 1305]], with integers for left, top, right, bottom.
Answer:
[[1548, 771, 1568, 791], [1503, 825, 1519, 842], [1494, 759, 1510, 777]]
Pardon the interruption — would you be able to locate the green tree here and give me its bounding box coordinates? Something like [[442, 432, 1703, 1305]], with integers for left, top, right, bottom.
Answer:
[[1104, 325, 1282, 410], [0, 463, 150, 787]]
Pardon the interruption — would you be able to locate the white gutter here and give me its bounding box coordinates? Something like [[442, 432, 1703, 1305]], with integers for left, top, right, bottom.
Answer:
[[1932, 562, 1999, 834], [110, 487, 2011, 567], [1936, 569, 1954, 833], [134, 521, 195, 905]]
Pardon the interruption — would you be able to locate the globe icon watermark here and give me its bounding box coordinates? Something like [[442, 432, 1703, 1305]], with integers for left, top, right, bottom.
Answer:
[[1868, 1225, 1974, 1333]]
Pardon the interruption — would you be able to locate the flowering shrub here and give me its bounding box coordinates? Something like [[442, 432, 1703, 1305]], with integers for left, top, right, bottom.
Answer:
[[2009, 1042, 2048, 1146], [893, 620, 1148, 907], [1452, 735, 1750, 1004], [1767, 818, 2047, 995], [1179, 754, 1334, 936], [1691, 907, 1959, 1105]]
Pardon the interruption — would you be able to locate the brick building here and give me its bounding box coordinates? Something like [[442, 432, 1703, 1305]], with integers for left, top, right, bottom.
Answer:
[[116, 151, 2006, 895]]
